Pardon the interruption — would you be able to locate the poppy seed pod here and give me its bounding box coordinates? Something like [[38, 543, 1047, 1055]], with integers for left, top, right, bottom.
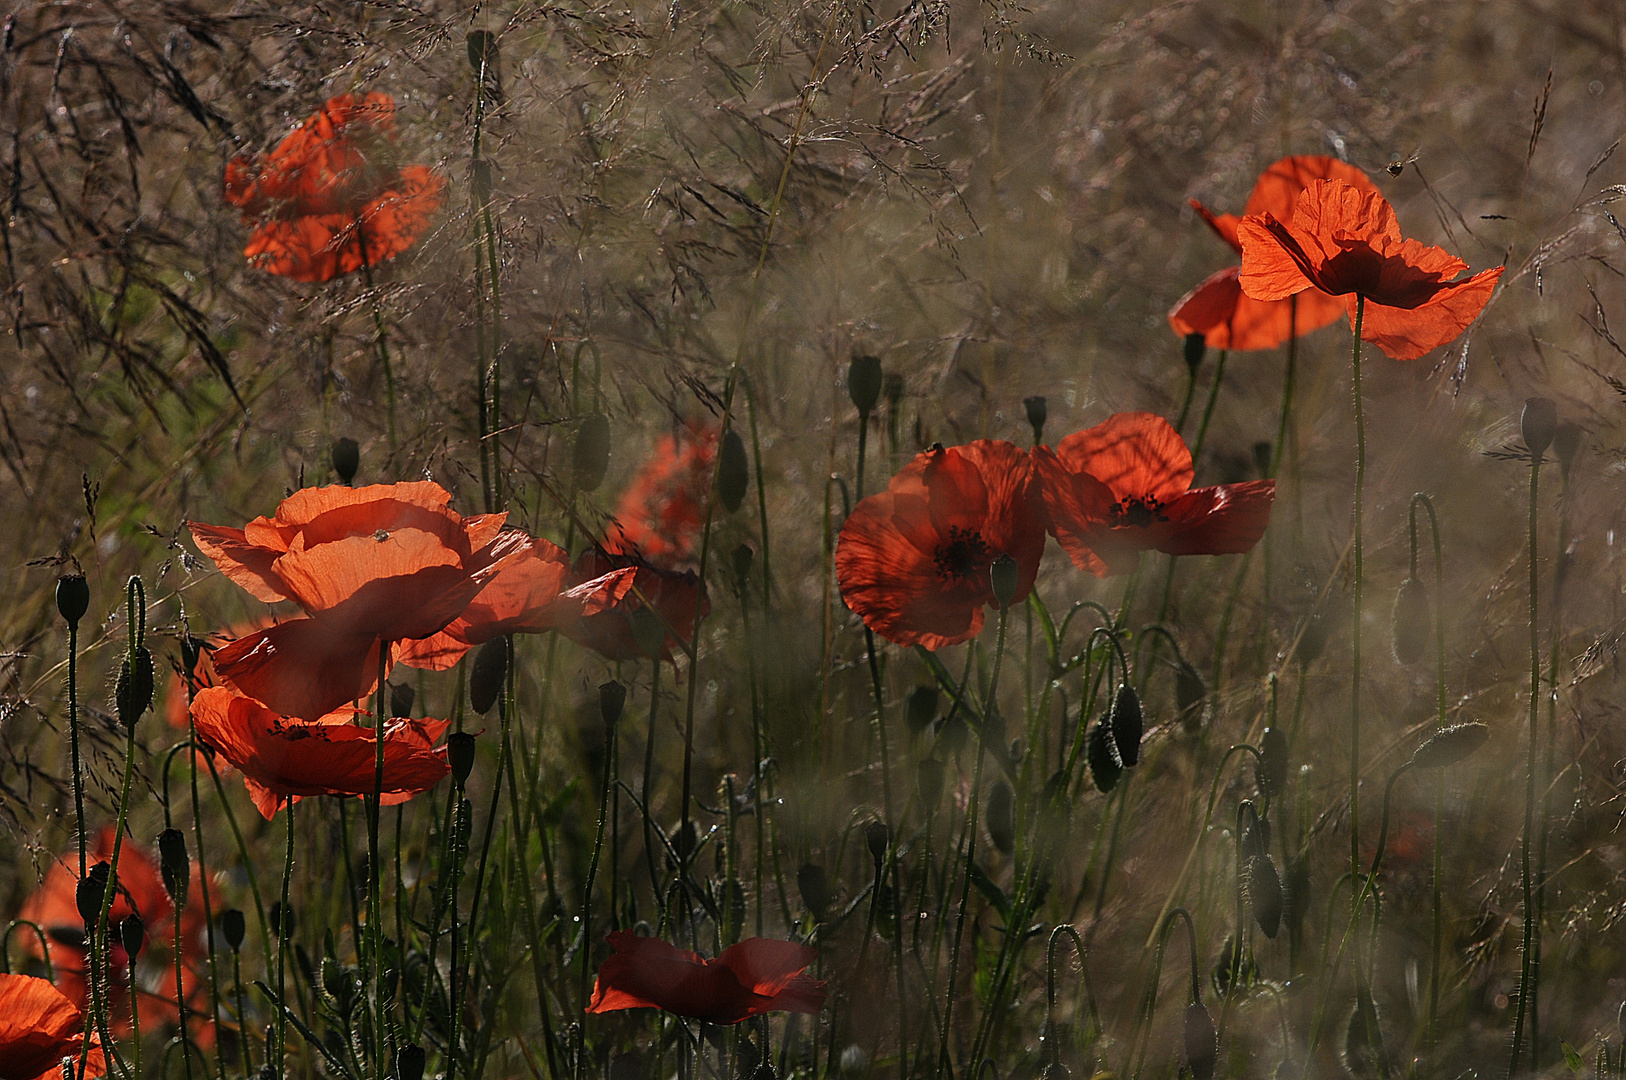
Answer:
[[77, 862, 111, 927], [717, 429, 750, 513], [469, 637, 508, 715], [119, 913, 145, 961], [389, 681, 415, 719], [1391, 577, 1431, 666], [56, 574, 90, 626], [1184, 1000, 1218, 1080], [180, 633, 204, 680], [1024, 396, 1047, 445], [864, 820, 890, 869], [1553, 422, 1582, 477], [1087, 719, 1122, 794], [916, 757, 944, 810], [221, 909, 246, 951], [1183, 332, 1207, 375], [848, 355, 883, 417], [1109, 684, 1143, 767], [1259, 727, 1289, 800], [158, 828, 189, 906], [116, 645, 155, 732], [1408, 722, 1490, 770], [573, 413, 612, 492], [396, 1045, 426, 1080], [331, 437, 360, 485], [906, 686, 939, 734], [1247, 853, 1284, 939], [448, 732, 477, 787], [600, 681, 627, 732], [1522, 396, 1558, 460], [990, 554, 1020, 610], [731, 544, 754, 595], [986, 779, 1016, 854], [796, 863, 831, 922]]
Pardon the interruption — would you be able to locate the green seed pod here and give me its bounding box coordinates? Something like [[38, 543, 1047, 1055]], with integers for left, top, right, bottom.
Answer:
[[986, 779, 1015, 854], [989, 554, 1020, 610], [56, 575, 90, 626], [469, 637, 507, 715], [1391, 577, 1430, 666], [916, 757, 944, 810], [448, 732, 477, 787], [396, 1044, 426, 1080], [116, 645, 155, 732], [158, 828, 189, 907], [1024, 396, 1047, 445], [864, 820, 890, 869], [1408, 722, 1490, 770], [1183, 332, 1207, 375], [1247, 853, 1283, 939], [331, 437, 360, 485], [1259, 727, 1289, 800], [119, 913, 145, 961], [905, 687, 939, 734], [1087, 718, 1122, 794], [1522, 396, 1558, 460], [848, 355, 883, 417], [77, 862, 110, 927], [1109, 684, 1143, 767], [221, 909, 246, 952], [797, 863, 831, 922], [572, 413, 612, 493], [1184, 1000, 1218, 1080], [599, 681, 627, 732], [717, 429, 749, 513]]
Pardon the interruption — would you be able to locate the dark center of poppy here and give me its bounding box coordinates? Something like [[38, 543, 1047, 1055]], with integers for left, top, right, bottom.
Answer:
[[1112, 496, 1168, 529], [934, 526, 993, 582]]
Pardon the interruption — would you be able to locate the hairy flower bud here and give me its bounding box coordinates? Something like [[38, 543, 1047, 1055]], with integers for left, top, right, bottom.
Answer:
[[119, 913, 145, 961], [1185, 1001, 1218, 1080], [159, 828, 189, 907], [1183, 332, 1207, 375], [116, 645, 155, 732], [599, 681, 627, 732], [396, 1045, 426, 1080], [221, 909, 246, 952], [906, 686, 939, 734], [573, 413, 612, 493], [1391, 577, 1430, 666], [1522, 396, 1558, 460], [56, 575, 90, 626], [1087, 718, 1122, 794], [1109, 684, 1143, 767], [77, 862, 111, 927], [1247, 854, 1283, 939], [1409, 722, 1490, 770], [448, 733, 477, 787], [864, 820, 890, 869], [469, 637, 507, 715], [717, 428, 749, 513], [848, 355, 883, 417], [331, 437, 360, 485], [990, 554, 1020, 610]]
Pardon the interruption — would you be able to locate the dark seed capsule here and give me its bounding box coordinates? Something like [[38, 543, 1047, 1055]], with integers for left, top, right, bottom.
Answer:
[[56, 575, 90, 626], [180, 633, 204, 679], [1183, 332, 1207, 375], [389, 681, 415, 719], [396, 1045, 426, 1080], [797, 863, 831, 922], [119, 913, 145, 960], [448, 732, 477, 786], [1408, 722, 1490, 770], [731, 544, 754, 595], [1184, 1000, 1218, 1080], [864, 820, 890, 868], [572, 413, 612, 493], [989, 554, 1020, 610], [331, 437, 360, 485], [1522, 396, 1558, 460], [77, 862, 111, 927], [599, 681, 627, 732], [116, 645, 156, 732], [848, 355, 883, 417], [1239, 811, 1270, 862], [1087, 718, 1122, 794], [986, 779, 1016, 854], [221, 909, 246, 951], [916, 758, 944, 810], [469, 637, 507, 715], [1391, 577, 1430, 666], [717, 429, 750, 513], [158, 828, 189, 906], [1024, 395, 1047, 445], [1259, 727, 1289, 800], [1109, 684, 1143, 767], [905, 687, 939, 733], [1247, 854, 1284, 939]]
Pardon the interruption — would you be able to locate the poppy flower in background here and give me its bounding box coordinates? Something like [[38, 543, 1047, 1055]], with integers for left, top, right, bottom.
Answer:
[[395, 539, 638, 670], [224, 92, 445, 282], [835, 440, 1045, 651], [0, 973, 105, 1080], [586, 930, 827, 1025], [1034, 413, 1275, 577], [189, 481, 528, 719], [1170, 155, 1382, 351], [607, 425, 718, 568], [560, 549, 708, 663], [1236, 178, 1503, 361], [189, 685, 452, 819]]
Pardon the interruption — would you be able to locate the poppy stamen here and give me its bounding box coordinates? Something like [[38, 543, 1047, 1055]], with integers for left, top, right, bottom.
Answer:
[[934, 526, 993, 582], [1113, 496, 1168, 529]]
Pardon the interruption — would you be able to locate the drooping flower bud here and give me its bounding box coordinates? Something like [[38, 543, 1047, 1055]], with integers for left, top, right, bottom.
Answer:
[[1087, 718, 1122, 794], [905, 686, 939, 734], [116, 645, 155, 732], [56, 575, 90, 626], [119, 913, 145, 961], [448, 732, 477, 787], [990, 554, 1020, 610], [599, 681, 627, 732], [1408, 722, 1490, 770], [469, 637, 507, 715], [1024, 396, 1047, 445], [1246, 854, 1283, 939], [986, 779, 1016, 854], [331, 437, 360, 485], [848, 355, 883, 418], [389, 681, 415, 719], [1258, 727, 1289, 800], [717, 429, 750, 513], [864, 820, 890, 869], [158, 828, 189, 907], [1109, 684, 1143, 767], [731, 544, 754, 596], [396, 1045, 427, 1080], [1522, 396, 1558, 460], [1184, 1000, 1218, 1080], [77, 862, 111, 927], [1391, 577, 1430, 666], [1183, 332, 1207, 375], [572, 413, 612, 493], [221, 909, 246, 951], [797, 863, 831, 922]]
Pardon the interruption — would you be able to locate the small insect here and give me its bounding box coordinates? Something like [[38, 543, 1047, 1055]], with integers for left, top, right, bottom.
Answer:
[[374, 529, 390, 542], [1386, 160, 1405, 176]]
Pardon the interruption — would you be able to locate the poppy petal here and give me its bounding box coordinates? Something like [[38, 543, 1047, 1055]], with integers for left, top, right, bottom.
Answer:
[[1053, 413, 1193, 506], [1240, 156, 1379, 222], [211, 619, 382, 722], [188, 523, 290, 604], [1236, 212, 1324, 301], [1158, 480, 1277, 556], [1355, 267, 1503, 361], [1190, 200, 1241, 252], [716, 938, 826, 1005]]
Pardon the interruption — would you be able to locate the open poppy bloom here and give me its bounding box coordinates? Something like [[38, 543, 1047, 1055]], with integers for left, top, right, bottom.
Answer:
[[224, 92, 445, 282], [607, 424, 718, 568], [835, 440, 1045, 650], [0, 973, 105, 1080], [395, 539, 638, 670], [190, 686, 451, 819], [586, 931, 827, 1025], [1034, 413, 1275, 577], [559, 549, 707, 663], [1236, 178, 1503, 361], [1170, 156, 1381, 351], [189, 481, 528, 719]]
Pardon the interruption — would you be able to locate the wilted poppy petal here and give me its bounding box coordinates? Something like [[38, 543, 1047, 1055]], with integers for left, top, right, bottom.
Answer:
[[561, 550, 707, 662], [212, 619, 382, 722], [1158, 481, 1277, 556]]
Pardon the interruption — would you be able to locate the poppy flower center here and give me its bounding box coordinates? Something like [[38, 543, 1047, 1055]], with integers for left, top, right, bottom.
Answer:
[[934, 526, 993, 582], [1112, 496, 1167, 529]]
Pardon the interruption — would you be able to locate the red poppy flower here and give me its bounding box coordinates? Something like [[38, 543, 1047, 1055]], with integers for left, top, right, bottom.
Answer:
[[189, 481, 528, 719], [1236, 178, 1503, 361], [559, 549, 707, 663], [224, 92, 445, 282], [607, 425, 718, 567], [834, 440, 1045, 651], [0, 973, 105, 1080], [586, 931, 827, 1025], [163, 618, 275, 730], [395, 539, 638, 670], [1034, 413, 1275, 577], [1170, 156, 1381, 351], [189, 686, 451, 819]]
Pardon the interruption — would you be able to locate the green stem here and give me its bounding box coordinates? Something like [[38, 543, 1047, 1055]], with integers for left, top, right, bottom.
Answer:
[[276, 796, 294, 1079], [1511, 446, 1542, 1077], [1189, 349, 1227, 470], [1349, 296, 1366, 916]]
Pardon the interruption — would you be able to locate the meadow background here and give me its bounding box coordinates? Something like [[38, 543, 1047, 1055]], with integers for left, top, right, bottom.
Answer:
[[4, 0, 1626, 1077]]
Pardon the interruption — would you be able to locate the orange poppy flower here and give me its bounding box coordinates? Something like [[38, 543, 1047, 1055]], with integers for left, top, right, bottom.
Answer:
[[189, 481, 528, 719], [559, 549, 708, 663], [1170, 156, 1381, 351], [0, 973, 105, 1080], [189, 685, 452, 819], [395, 539, 638, 670], [163, 618, 275, 730], [607, 425, 718, 568], [835, 440, 1046, 651], [1034, 413, 1275, 577], [586, 931, 827, 1025], [224, 92, 445, 282], [1236, 178, 1503, 361]]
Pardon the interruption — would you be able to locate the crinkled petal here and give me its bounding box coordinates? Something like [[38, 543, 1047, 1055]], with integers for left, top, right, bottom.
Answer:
[[1355, 267, 1503, 361], [188, 523, 290, 604], [212, 619, 382, 722], [1157, 481, 1277, 556], [1053, 413, 1193, 506]]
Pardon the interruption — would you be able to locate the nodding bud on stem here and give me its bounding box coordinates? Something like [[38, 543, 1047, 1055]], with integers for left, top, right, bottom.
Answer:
[[848, 355, 883, 418], [1183, 333, 1207, 375], [1109, 684, 1143, 767], [331, 437, 360, 485], [116, 647, 155, 733], [905, 686, 939, 733], [158, 828, 189, 906], [1184, 1001, 1218, 1080], [717, 429, 750, 512], [916, 757, 944, 809], [56, 575, 89, 626], [447, 733, 477, 787], [221, 909, 246, 951], [119, 913, 145, 961], [986, 779, 1016, 854], [797, 863, 831, 922], [599, 681, 627, 732], [469, 637, 507, 715], [1408, 722, 1490, 769], [1087, 719, 1122, 794], [1246, 854, 1284, 939], [77, 862, 111, 927], [1391, 577, 1431, 666], [990, 554, 1020, 610], [864, 820, 890, 869], [1024, 396, 1047, 445], [1522, 396, 1558, 460], [573, 413, 612, 493], [396, 1045, 426, 1080]]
